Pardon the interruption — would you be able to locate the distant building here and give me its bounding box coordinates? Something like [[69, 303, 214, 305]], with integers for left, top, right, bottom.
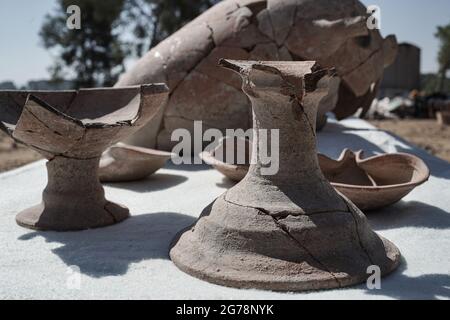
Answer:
[[379, 43, 421, 97], [0, 81, 17, 90]]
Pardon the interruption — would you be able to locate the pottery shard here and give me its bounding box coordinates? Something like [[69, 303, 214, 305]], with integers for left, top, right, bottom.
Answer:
[[164, 25, 215, 91], [221, 23, 272, 49], [237, 0, 267, 7], [278, 46, 293, 61], [116, 49, 167, 87], [196, 46, 250, 90], [334, 81, 380, 120], [116, 0, 398, 151], [164, 71, 250, 132], [322, 33, 383, 97], [250, 43, 280, 60], [13, 97, 85, 158], [285, 17, 368, 62], [117, 23, 214, 91], [192, 0, 240, 25], [65, 87, 141, 125], [68, 126, 124, 159], [267, 0, 298, 45], [256, 9, 275, 40], [341, 35, 397, 97], [209, 6, 253, 45], [1, 92, 74, 133]]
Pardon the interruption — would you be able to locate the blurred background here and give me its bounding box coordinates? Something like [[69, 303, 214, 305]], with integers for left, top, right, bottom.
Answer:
[[0, 0, 449, 171]]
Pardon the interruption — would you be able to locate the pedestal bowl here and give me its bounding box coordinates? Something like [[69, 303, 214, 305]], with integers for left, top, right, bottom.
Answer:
[[0, 84, 169, 231]]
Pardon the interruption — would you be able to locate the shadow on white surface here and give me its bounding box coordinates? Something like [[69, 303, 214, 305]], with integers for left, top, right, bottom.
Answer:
[[165, 161, 212, 172], [104, 173, 188, 192], [216, 177, 237, 189], [364, 260, 450, 300], [18, 212, 196, 278], [368, 201, 450, 231]]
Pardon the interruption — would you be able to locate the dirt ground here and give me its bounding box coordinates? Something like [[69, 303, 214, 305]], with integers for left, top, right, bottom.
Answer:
[[0, 119, 449, 173], [369, 119, 450, 163], [0, 131, 42, 173]]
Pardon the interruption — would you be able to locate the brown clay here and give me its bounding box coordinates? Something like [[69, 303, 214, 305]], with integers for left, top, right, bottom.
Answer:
[[199, 137, 251, 182], [170, 60, 400, 291], [0, 85, 169, 231], [116, 0, 398, 151], [99, 143, 173, 182], [318, 149, 430, 210], [202, 139, 430, 211]]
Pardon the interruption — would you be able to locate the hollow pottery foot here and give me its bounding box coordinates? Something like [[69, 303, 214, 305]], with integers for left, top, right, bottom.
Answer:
[[170, 60, 401, 292], [16, 157, 129, 231]]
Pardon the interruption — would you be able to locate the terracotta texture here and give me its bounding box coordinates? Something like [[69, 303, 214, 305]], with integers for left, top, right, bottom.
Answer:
[[117, 0, 397, 151], [199, 136, 251, 182], [170, 60, 400, 291], [0, 85, 169, 231], [318, 149, 430, 210], [99, 143, 173, 182], [202, 139, 430, 211]]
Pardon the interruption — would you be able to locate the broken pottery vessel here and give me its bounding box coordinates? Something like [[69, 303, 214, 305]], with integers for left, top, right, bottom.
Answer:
[[117, 0, 398, 151], [99, 143, 173, 182], [170, 60, 400, 291], [0, 85, 169, 231], [203, 140, 430, 211], [318, 149, 430, 211], [199, 136, 251, 182]]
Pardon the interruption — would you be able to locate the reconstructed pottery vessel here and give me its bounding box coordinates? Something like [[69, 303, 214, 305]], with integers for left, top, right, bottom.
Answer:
[[318, 149, 430, 211], [170, 60, 400, 291], [203, 140, 430, 211], [99, 143, 173, 182], [0, 85, 169, 231], [199, 136, 251, 182], [117, 0, 397, 151]]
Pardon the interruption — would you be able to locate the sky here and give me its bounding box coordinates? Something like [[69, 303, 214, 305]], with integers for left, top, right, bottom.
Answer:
[[0, 0, 449, 87]]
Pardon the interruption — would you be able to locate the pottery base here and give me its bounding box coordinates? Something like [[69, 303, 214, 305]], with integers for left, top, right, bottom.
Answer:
[[16, 201, 129, 231], [170, 196, 401, 292], [15, 156, 130, 231]]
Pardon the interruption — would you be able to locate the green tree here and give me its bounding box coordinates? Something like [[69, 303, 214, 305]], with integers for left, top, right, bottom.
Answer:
[[435, 23, 450, 93], [41, 0, 128, 88], [40, 0, 219, 88], [421, 73, 450, 95], [122, 0, 220, 57], [40, 0, 127, 87]]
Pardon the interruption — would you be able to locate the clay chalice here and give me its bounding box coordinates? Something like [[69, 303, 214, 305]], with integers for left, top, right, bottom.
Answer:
[[170, 60, 400, 291], [0, 84, 169, 231]]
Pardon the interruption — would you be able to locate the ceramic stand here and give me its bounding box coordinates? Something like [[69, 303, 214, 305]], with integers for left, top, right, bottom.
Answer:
[[170, 60, 401, 291], [16, 157, 129, 231], [0, 84, 169, 231]]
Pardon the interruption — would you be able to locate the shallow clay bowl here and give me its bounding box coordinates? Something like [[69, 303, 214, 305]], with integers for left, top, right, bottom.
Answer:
[[318, 149, 430, 210], [99, 143, 173, 182], [199, 136, 251, 182], [0, 85, 169, 159]]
